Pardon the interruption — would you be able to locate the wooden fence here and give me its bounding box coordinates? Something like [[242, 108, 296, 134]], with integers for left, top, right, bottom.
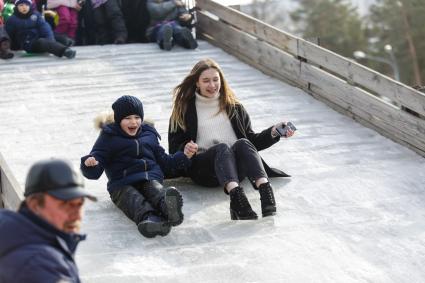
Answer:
[[196, 0, 425, 157], [0, 153, 23, 209]]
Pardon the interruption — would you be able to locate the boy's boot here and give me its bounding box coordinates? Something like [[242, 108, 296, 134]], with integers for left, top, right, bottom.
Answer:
[[63, 48, 76, 59], [229, 186, 258, 220], [159, 187, 184, 226], [258, 182, 276, 217], [137, 212, 171, 238], [0, 40, 14, 59]]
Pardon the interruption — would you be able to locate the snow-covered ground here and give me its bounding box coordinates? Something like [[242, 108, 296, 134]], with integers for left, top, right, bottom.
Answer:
[[0, 42, 424, 282]]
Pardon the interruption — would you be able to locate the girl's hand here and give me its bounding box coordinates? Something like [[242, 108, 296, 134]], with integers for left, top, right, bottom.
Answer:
[[84, 156, 98, 167], [184, 140, 198, 158]]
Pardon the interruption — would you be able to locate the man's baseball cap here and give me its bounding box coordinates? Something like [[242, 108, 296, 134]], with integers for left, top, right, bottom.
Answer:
[[24, 159, 97, 201]]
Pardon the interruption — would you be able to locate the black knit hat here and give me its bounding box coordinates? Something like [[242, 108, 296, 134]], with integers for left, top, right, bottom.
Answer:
[[112, 95, 144, 123], [15, 0, 33, 6]]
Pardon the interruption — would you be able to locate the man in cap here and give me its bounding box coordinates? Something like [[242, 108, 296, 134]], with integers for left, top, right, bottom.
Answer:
[[0, 159, 97, 283]]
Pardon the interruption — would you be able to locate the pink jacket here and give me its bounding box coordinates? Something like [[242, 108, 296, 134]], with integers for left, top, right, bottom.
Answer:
[[47, 0, 78, 9], [0, 0, 4, 26]]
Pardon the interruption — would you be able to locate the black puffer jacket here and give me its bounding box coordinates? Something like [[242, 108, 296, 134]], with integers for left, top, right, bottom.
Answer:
[[81, 122, 191, 193]]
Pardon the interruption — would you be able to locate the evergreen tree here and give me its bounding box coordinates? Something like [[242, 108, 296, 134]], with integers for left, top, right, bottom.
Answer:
[[290, 0, 367, 57], [368, 0, 425, 85]]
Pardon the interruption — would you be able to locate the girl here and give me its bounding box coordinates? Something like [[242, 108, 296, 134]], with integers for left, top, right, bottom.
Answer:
[[168, 59, 294, 220]]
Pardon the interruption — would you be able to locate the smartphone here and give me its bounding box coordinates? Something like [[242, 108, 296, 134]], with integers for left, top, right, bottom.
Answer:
[[276, 122, 297, 137]]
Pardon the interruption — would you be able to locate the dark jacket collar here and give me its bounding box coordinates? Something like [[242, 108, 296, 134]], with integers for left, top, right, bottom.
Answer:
[[19, 203, 86, 256]]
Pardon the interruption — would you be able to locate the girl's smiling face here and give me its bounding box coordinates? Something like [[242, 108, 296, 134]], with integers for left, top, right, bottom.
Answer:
[[120, 115, 142, 136], [196, 68, 221, 98]]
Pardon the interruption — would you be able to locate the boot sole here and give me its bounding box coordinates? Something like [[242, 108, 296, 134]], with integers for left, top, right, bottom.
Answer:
[[230, 209, 258, 220], [262, 211, 276, 217], [262, 205, 276, 217], [162, 25, 173, 51], [137, 221, 171, 238], [164, 187, 184, 226]]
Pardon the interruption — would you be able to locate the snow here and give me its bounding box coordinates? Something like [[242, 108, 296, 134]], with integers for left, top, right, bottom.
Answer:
[[0, 42, 424, 282]]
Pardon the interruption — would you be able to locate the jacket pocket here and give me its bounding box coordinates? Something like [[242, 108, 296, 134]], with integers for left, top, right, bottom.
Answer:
[[122, 162, 146, 178]]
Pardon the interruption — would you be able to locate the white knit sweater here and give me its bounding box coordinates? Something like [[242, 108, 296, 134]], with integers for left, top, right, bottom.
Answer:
[[195, 92, 238, 152]]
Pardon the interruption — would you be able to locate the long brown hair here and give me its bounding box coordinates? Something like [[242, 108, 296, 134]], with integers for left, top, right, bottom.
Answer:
[[170, 58, 239, 132]]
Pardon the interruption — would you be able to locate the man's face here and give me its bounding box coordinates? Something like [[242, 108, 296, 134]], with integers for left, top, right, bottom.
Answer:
[[34, 195, 85, 233]]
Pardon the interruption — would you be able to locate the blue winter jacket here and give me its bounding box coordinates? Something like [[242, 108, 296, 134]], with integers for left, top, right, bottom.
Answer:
[[81, 122, 191, 193], [5, 7, 54, 51], [0, 205, 85, 283]]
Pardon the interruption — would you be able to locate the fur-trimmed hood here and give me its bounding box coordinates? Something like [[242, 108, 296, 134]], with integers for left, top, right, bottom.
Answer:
[[93, 111, 155, 130]]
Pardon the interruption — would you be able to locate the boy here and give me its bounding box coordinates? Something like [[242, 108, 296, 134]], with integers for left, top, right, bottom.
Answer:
[[5, 0, 76, 59], [81, 95, 198, 238]]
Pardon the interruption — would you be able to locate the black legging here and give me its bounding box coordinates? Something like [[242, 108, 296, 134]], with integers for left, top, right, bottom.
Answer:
[[31, 38, 67, 57], [188, 138, 268, 188]]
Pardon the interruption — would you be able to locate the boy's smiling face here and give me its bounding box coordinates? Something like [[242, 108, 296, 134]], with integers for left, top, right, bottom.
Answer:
[[120, 114, 142, 136], [17, 3, 30, 14]]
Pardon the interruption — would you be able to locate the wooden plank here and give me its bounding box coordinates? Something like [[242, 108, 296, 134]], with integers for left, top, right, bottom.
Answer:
[[298, 39, 425, 117], [196, 0, 298, 55], [0, 153, 23, 210], [306, 87, 425, 157], [301, 63, 425, 138], [197, 12, 307, 88], [300, 63, 425, 153]]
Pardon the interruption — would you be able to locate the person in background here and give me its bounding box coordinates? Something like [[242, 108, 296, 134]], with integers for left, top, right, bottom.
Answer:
[[47, 0, 84, 40], [75, 0, 96, 45], [91, 0, 127, 44], [146, 0, 197, 51], [0, 159, 97, 283], [169, 58, 295, 220], [81, 95, 198, 238], [5, 0, 77, 58], [0, 0, 14, 59]]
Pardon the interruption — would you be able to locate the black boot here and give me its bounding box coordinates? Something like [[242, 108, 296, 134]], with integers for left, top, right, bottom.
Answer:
[[258, 182, 276, 217], [0, 40, 14, 60], [63, 48, 76, 59], [137, 213, 171, 238], [159, 187, 184, 226], [229, 187, 258, 220]]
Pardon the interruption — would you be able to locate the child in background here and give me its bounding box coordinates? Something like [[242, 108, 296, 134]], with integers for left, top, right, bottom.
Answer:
[[47, 0, 83, 40], [5, 0, 77, 58], [0, 0, 14, 59], [81, 95, 198, 238], [146, 0, 197, 51]]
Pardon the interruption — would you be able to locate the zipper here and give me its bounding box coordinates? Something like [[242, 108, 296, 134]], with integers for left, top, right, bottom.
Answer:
[[144, 159, 148, 179], [135, 139, 140, 156]]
